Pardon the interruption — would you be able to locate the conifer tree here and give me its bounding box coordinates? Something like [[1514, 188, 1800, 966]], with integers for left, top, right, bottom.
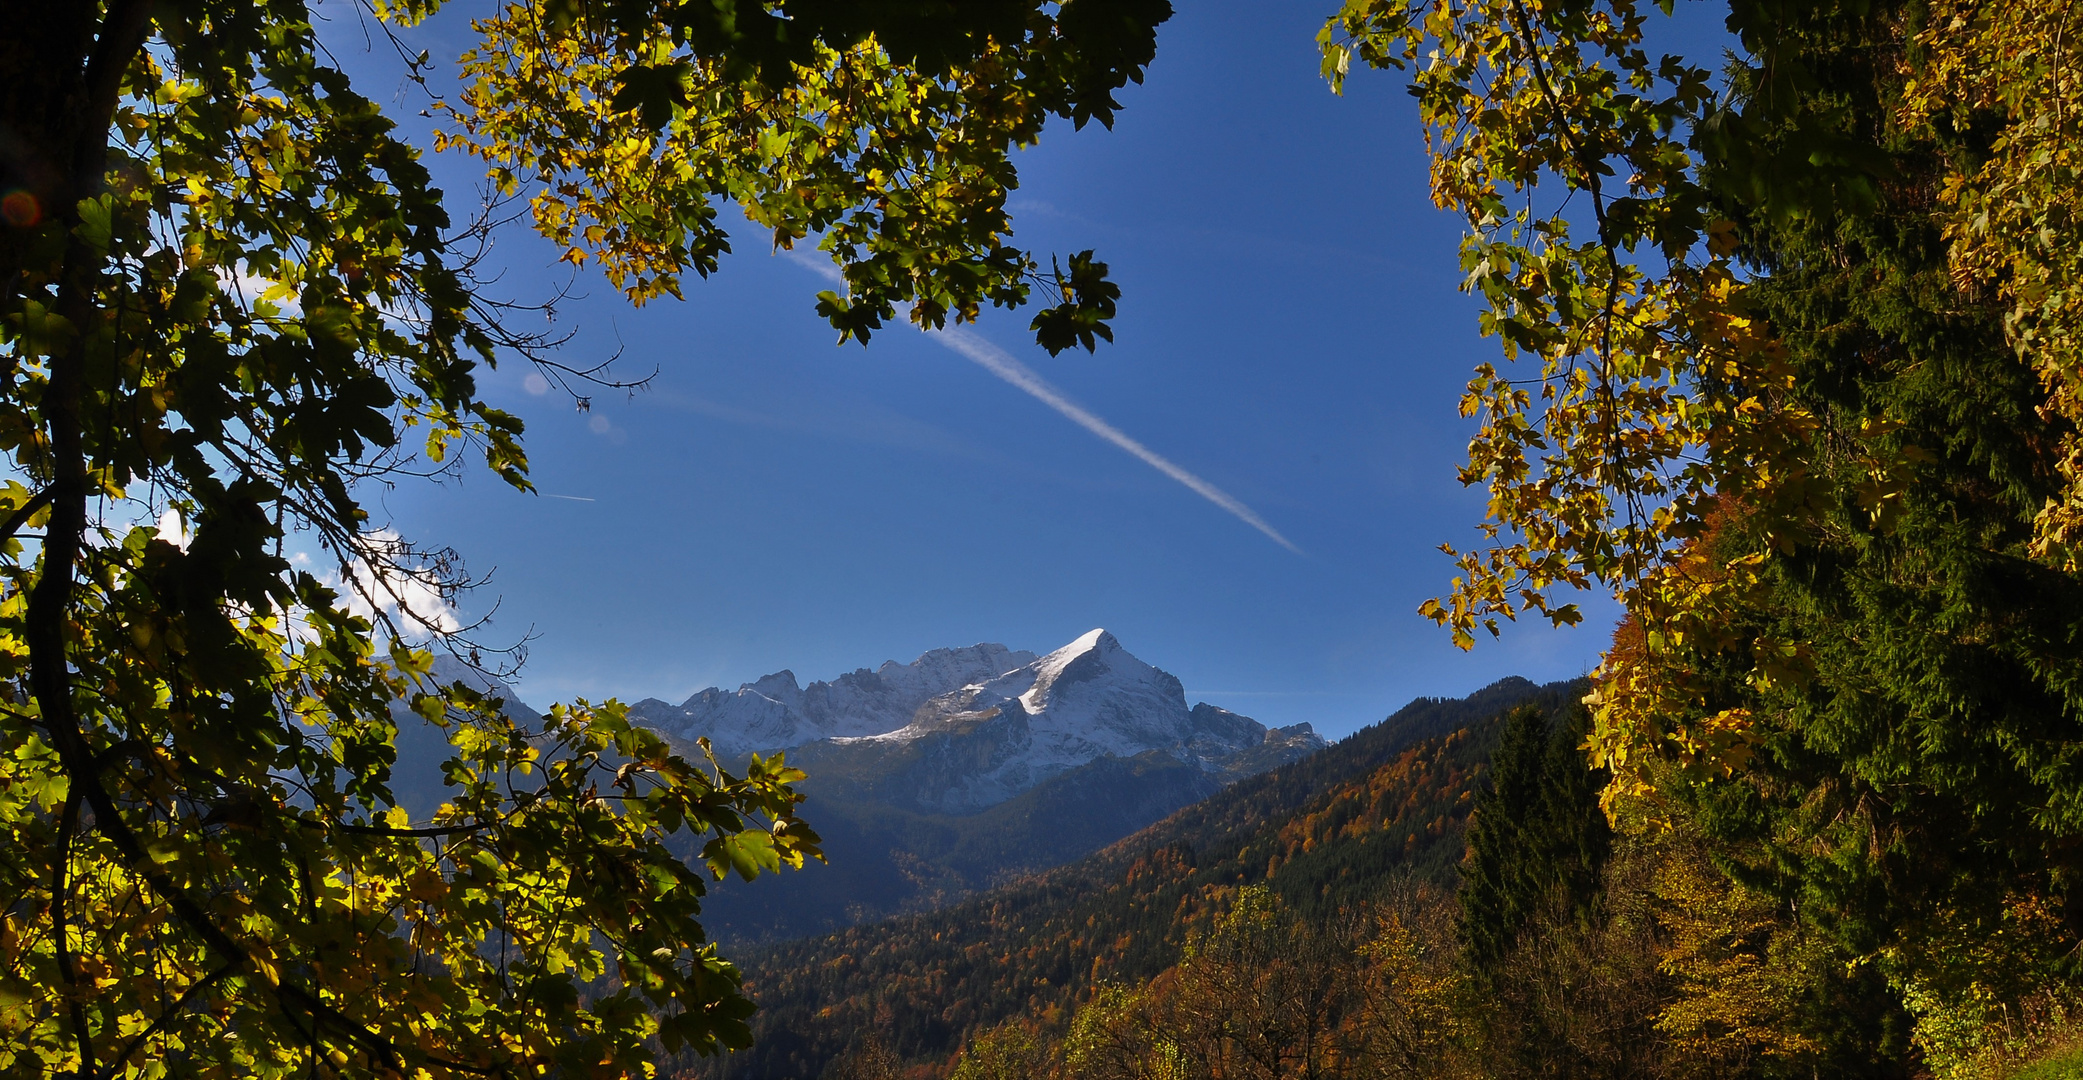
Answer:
[[1457, 705, 1610, 974]]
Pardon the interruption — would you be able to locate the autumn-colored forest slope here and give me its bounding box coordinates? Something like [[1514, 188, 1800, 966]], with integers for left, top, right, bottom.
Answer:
[[686, 676, 1584, 1080]]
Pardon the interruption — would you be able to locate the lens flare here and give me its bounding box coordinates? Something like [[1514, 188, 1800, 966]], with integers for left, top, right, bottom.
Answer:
[[0, 190, 40, 228]]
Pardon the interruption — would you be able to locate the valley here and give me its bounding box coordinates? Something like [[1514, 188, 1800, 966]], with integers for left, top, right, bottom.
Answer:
[[677, 676, 1582, 1079]]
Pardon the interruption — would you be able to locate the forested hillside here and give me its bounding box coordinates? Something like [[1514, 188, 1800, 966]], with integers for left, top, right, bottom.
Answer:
[[685, 677, 1583, 1079], [687, 750, 1231, 942]]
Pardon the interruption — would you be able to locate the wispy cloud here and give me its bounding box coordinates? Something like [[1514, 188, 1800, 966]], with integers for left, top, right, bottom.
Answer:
[[645, 386, 992, 462], [778, 251, 1302, 555], [1183, 696, 1374, 704]]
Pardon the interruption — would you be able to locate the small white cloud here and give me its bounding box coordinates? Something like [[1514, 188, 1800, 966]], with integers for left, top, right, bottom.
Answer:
[[523, 372, 551, 396], [308, 529, 463, 637], [155, 508, 189, 551], [216, 266, 302, 315]]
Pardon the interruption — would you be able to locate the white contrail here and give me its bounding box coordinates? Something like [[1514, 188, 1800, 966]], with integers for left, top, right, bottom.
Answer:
[[780, 250, 1302, 554], [936, 327, 1302, 555]]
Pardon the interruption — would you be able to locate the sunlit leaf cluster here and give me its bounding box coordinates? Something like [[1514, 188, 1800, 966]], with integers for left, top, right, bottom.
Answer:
[[1319, 0, 2059, 798], [438, 0, 1167, 351], [1901, 0, 2083, 572]]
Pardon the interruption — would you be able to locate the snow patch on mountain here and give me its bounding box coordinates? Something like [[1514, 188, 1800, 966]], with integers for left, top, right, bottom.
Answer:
[[626, 643, 1037, 758]]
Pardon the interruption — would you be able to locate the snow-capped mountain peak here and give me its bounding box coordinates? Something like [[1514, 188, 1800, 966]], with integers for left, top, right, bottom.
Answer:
[[1015, 628, 1130, 713]]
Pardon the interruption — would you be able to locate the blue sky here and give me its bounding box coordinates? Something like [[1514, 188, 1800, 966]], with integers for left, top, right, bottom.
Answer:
[[347, 0, 1644, 740]]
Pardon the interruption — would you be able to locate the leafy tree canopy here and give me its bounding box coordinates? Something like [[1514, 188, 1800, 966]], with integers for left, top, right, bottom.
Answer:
[[1323, 0, 2083, 1066], [0, 0, 1166, 1076]]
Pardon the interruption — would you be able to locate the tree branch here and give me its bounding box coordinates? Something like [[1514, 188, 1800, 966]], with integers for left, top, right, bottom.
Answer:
[[52, 785, 92, 1075], [305, 816, 500, 839], [79, 2, 154, 170], [27, 6, 157, 1075], [0, 486, 53, 548]]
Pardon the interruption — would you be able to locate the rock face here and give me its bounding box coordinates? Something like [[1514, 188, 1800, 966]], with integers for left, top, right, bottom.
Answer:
[[632, 629, 1324, 814]]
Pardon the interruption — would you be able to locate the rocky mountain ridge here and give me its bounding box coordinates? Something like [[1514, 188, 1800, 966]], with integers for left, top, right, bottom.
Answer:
[[630, 629, 1322, 814], [627, 643, 1038, 758]]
